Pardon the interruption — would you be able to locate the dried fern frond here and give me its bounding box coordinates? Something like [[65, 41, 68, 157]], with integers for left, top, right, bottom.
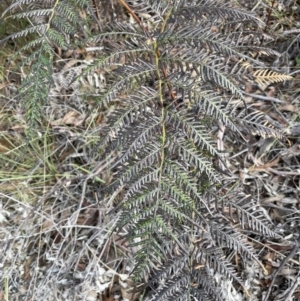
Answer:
[[254, 69, 293, 86]]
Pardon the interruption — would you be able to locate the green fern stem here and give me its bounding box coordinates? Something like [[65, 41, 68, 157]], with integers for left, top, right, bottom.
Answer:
[[47, 0, 60, 30], [118, 0, 177, 108], [154, 40, 166, 171], [160, 6, 173, 34]]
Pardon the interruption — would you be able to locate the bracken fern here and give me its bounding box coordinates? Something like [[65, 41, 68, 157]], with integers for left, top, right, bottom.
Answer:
[[1, 0, 291, 300]]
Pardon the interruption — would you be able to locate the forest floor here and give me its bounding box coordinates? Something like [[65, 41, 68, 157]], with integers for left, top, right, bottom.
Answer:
[[0, 1, 300, 301]]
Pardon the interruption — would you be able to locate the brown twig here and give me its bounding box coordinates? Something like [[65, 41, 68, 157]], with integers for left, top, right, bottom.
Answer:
[[263, 235, 300, 301], [90, 0, 103, 31], [260, 0, 276, 46], [117, 0, 151, 38], [91, 0, 100, 22], [242, 91, 287, 104]]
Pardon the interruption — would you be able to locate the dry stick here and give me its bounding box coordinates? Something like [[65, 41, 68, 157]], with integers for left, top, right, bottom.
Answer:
[[282, 272, 300, 300], [242, 91, 287, 104], [263, 235, 300, 301], [89, 0, 102, 32], [259, 0, 276, 47], [117, 0, 151, 37], [91, 0, 100, 22]]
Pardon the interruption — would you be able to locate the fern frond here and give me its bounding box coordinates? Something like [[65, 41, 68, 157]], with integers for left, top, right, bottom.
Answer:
[[169, 138, 219, 183], [20, 41, 54, 131], [124, 0, 170, 24], [201, 247, 245, 288], [247, 46, 282, 57], [125, 215, 188, 280], [109, 144, 161, 189], [222, 197, 279, 237], [148, 255, 189, 285], [3, 0, 284, 299], [160, 21, 259, 60], [99, 63, 157, 108], [75, 46, 154, 89], [0, 24, 47, 43], [46, 28, 67, 47], [237, 107, 284, 139], [166, 110, 219, 155], [162, 48, 244, 98], [121, 169, 160, 206], [195, 93, 241, 133], [55, 1, 83, 24], [172, 0, 263, 25], [9, 9, 53, 20], [254, 69, 293, 86], [148, 272, 190, 301], [88, 23, 146, 43], [210, 223, 260, 261], [132, 236, 167, 279], [166, 160, 208, 211], [119, 119, 161, 162], [100, 90, 159, 150], [192, 268, 224, 301], [1, 0, 93, 131], [160, 182, 195, 215]]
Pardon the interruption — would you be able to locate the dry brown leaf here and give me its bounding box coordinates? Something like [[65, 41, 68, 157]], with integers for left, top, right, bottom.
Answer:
[[61, 111, 84, 125], [262, 250, 276, 277], [76, 260, 87, 271], [77, 207, 99, 226], [278, 104, 299, 113], [261, 195, 284, 204], [281, 144, 300, 158], [251, 156, 280, 171], [120, 277, 141, 301], [51, 230, 63, 244], [23, 255, 35, 281], [51, 111, 84, 126], [0, 81, 9, 90], [0, 137, 14, 153], [42, 218, 53, 231], [103, 296, 115, 301]]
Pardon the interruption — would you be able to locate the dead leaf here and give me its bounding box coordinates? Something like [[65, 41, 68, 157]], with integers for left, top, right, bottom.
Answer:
[[251, 156, 280, 171], [51, 111, 84, 126], [76, 207, 99, 226], [262, 250, 276, 276], [0, 81, 9, 90], [281, 144, 300, 159], [42, 219, 53, 230], [103, 296, 115, 301], [278, 104, 299, 113], [61, 111, 84, 126], [120, 277, 141, 301], [0, 137, 13, 153]]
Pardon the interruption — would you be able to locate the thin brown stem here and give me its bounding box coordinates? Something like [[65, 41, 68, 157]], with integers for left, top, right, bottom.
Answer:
[[260, 0, 276, 46], [116, 0, 177, 106], [91, 0, 100, 21], [117, 0, 151, 39]]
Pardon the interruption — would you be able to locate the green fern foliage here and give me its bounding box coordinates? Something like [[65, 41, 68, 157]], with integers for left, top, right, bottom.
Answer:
[[1, 0, 285, 300], [93, 0, 279, 300], [1, 0, 90, 131]]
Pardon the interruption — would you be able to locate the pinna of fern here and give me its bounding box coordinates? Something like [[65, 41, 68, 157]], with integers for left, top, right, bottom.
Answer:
[[0, 0, 95, 132]]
